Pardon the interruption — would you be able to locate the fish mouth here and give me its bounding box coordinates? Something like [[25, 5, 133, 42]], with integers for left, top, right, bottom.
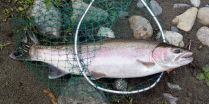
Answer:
[[181, 52, 193, 60]]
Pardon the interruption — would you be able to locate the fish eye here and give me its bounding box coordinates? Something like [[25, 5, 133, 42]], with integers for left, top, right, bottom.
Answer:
[[173, 49, 182, 54]]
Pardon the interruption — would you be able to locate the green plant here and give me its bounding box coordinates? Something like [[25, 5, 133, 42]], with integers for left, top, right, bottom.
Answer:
[[196, 65, 209, 86], [0, 42, 11, 50]]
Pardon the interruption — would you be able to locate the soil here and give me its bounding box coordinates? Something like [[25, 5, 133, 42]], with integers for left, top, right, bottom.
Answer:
[[1, 0, 209, 104]]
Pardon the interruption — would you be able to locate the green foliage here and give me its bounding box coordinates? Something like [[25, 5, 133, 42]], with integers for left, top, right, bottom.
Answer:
[[196, 65, 209, 87], [0, 42, 11, 50]]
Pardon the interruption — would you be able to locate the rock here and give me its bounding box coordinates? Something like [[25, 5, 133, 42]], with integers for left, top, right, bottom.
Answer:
[[171, 26, 179, 32], [30, 0, 61, 37], [197, 7, 209, 26], [196, 26, 209, 46], [167, 82, 182, 90], [190, 0, 200, 7], [58, 77, 107, 104], [118, 11, 129, 18], [163, 93, 178, 104], [114, 79, 128, 91], [97, 27, 115, 38], [156, 31, 184, 47], [137, 0, 144, 8], [150, 0, 163, 16], [129, 15, 153, 39], [71, 0, 109, 23], [173, 3, 191, 9], [172, 7, 198, 32]]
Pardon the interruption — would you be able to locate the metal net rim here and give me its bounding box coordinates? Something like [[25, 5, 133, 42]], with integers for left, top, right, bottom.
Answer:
[[74, 0, 166, 94]]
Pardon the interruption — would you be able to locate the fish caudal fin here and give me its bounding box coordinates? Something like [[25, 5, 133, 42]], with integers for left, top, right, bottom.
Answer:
[[48, 65, 69, 79], [9, 51, 30, 61]]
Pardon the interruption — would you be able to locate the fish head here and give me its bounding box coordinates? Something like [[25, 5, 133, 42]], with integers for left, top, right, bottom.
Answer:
[[152, 44, 193, 68]]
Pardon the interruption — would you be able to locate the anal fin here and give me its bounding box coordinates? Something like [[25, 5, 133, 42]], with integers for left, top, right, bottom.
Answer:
[[48, 64, 68, 79], [90, 71, 106, 80]]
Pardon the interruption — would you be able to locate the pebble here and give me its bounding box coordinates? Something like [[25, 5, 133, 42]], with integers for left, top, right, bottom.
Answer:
[[173, 3, 191, 9], [137, 0, 144, 8], [167, 82, 182, 90], [196, 26, 209, 46], [156, 31, 184, 47], [197, 7, 209, 26], [172, 7, 198, 32], [129, 15, 153, 39], [171, 26, 179, 32], [114, 79, 128, 91], [163, 93, 178, 104], [97, 27, 115, 38], [150, 0, 163, 16], [190, 0, 201, 7]]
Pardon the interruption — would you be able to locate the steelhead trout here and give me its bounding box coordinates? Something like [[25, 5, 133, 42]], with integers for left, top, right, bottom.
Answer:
[[10, 40, 193, 79]]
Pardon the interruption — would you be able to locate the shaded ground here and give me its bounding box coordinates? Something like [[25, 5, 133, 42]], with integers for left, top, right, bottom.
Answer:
[[1, 0, 209, 104]]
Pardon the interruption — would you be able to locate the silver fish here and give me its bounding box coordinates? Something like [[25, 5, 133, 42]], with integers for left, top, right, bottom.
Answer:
[[10, 40, 193, 79], [29, 0, 61, 37]]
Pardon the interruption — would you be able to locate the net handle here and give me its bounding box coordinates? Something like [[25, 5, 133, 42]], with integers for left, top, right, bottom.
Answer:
[[74, 0, 165, 94]]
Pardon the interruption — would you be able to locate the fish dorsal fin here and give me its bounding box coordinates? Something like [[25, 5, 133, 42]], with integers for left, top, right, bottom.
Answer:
[[90, 71, 106, 80], [136, 59, 155, 68]]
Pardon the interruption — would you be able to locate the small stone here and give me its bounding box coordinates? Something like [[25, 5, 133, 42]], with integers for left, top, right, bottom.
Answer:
[[97, 27, 115, 38], [156, 31, 184, 47], [167, 82, 182, 90], [173, 3, 191, 9], [172, 7, 198, 32], [190, 0, 201, 7], [129, 15, 153, 39], [137, 0, 144, 8], [163, 93, 178, 104], [171, 26, 179, 32], [197, 7, 209, 26], [114, 79, 128, 91], [150, 0, 163, 16], [196, 26, 209, 46]]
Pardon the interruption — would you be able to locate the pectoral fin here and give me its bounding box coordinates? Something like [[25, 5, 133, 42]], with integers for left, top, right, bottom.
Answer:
[[90, 71, 106, 80], [48, 64, 68, 79], [136, 59, 155, 68]]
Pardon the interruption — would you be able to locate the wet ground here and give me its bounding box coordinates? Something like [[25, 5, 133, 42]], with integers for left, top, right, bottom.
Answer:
[[1, 0, 209, 104]]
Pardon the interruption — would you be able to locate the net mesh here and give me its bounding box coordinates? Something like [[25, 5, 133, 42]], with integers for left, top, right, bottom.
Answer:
[[12, 0, 163, 101]]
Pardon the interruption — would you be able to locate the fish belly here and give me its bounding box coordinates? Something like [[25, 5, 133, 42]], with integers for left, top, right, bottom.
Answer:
[[88, 47, 161, 79]]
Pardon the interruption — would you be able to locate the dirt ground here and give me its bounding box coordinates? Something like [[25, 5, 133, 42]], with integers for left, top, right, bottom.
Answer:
[[1, 0, 209, 104]]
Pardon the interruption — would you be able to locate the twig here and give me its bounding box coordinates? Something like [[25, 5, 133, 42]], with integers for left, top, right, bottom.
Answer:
[[43, 89, 58, 104]]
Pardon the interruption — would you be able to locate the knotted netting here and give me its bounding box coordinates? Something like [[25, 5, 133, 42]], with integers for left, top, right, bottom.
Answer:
[[12, 0, 165, 101]]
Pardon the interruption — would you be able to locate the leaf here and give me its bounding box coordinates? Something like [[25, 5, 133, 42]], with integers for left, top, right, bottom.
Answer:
[[203, 65, 209, 73], [206, 72, 209, 79], [206, 81, 209, 87], [196, 73, 205, 80], [44, 0, 53, 10]]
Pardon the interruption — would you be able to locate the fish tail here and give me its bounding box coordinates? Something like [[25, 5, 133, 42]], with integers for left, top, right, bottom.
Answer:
[[10, 42, 32, 61]]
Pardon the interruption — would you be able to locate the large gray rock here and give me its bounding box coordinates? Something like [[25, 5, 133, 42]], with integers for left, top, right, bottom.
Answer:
[[190, 0, 201, 7], [58, 77, 108, 104], [197, 7, 209, 26], [156, 31, 184, 47], [196, 26, 209, 46], [172, 7, 198, 32], [71, 0, 109, 23], [129, 15, 153, 39], [30, 0, 61, 37]]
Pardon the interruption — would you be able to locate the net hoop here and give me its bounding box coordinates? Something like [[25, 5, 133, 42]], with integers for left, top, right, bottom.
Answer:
[[74, 0, 166, 94]]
